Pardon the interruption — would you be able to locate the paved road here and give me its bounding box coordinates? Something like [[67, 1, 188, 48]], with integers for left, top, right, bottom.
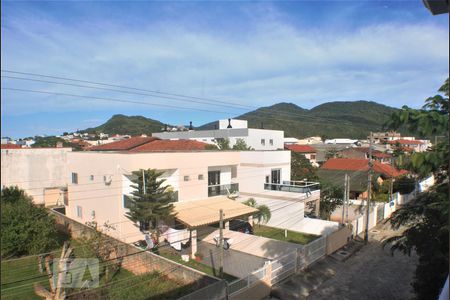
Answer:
[[274, 222, 418, 300]]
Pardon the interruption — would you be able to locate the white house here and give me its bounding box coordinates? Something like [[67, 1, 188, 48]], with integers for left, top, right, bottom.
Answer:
[[153, 119, 284, 150]]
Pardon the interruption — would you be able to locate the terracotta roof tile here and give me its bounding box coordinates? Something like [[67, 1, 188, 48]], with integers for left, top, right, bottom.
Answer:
[[88, 137, 158, 151], [1, 144, 22, 149], [284, 144, 316, 153], [321, 158, 405, 178], [130, 140, 209, 152]]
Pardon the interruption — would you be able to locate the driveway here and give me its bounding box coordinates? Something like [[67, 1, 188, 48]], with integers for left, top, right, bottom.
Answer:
[[273, 222, 418, 300]]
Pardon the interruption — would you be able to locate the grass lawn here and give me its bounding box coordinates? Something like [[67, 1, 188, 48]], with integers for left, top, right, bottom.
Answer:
[[158, 247, 237, 283], [253, 225, 319, 245]]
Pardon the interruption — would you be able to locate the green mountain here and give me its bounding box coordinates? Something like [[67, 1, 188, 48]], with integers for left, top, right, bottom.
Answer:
[[200, 101, 399, 139], [83, 114, 166, 136], [82, 101, 401, 139]]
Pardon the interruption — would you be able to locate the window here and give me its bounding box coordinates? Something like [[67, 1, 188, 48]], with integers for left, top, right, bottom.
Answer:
[[76, 206, 82, 218], [261, 139, 266, 146], [269, 139, 273, 146], [184, 175, 190, 181], [310, 154, 316, 160], [89, 175, 94, 181], [71, 173, 78, 184], [271, 169, 281, 184], [139, 220, 150, 232], [198, 174, 204, 180], [123, 195, 134, 209], [208, 171, 220, 186]]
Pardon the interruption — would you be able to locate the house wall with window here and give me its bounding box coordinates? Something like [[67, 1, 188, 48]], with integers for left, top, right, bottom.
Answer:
[[1, 148, 72, 205], [238, 151, 291, 193]]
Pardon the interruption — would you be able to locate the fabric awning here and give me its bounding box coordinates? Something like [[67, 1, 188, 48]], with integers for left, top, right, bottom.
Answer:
[[173, 196, 258, 228]]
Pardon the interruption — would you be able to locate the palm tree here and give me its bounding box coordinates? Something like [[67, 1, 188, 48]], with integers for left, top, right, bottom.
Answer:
[[242, 198, 271, 226]]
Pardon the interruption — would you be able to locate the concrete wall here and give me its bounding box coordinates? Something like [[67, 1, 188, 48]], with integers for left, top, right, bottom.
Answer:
[[50, 209, 219, 288], [238, 151, 291, 194], [1, 148, 72, 205], [326, 226, 352, 255]]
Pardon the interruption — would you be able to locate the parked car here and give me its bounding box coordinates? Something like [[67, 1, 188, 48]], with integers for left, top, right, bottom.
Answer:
[[229, 219, 253, 234]]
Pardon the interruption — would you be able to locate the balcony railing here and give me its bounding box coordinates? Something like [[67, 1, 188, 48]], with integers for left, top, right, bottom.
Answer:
[[208, 183, 239, 197], [264, 181, 320, 194]]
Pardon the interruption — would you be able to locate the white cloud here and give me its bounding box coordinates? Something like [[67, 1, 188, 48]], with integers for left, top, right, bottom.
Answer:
[[1, 12, 448, 118]]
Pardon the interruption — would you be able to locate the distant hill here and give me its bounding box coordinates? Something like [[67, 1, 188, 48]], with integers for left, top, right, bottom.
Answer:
[[199, 101, 400, 139], [82, 114, 166, 136], [82, 101, 401, 139]]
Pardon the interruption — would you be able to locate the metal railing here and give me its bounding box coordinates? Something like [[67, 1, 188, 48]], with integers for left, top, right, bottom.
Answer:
[[264, 182, 320, 193], [208, 183, 239, 197]]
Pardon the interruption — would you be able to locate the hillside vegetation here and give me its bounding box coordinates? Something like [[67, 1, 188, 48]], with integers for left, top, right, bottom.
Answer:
[[82, 101, 402, 138]]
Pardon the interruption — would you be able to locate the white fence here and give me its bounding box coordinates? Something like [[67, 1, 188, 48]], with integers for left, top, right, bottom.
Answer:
[[228, 236, 327, 296]]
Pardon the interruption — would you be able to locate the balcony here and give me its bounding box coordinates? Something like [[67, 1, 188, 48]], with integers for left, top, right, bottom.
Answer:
[[208, 183, 239, 197], [264, 181, 320, 193]]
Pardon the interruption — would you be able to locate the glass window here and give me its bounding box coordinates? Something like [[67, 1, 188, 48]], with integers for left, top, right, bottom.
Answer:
[[71, 173, 78, 184], [89, 175, 94, 181], [198, 174, 204, 180], [269, 139, 273, 146], [76, 206, 82, 218], [184, 175, 190, 181], [123, 195, 134, 209], [261, 139, 265, 146], [208, 171, 220, 185]]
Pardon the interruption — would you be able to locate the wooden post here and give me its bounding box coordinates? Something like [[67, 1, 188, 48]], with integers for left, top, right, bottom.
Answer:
[[219, 209, 224, 278], [364, 132, 373, 244]]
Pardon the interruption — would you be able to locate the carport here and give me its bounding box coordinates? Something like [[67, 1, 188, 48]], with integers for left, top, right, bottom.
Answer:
[[173, 196, 258, 258]]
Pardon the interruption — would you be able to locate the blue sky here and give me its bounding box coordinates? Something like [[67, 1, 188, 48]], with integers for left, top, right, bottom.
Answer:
[[1, 1, 448, 138]]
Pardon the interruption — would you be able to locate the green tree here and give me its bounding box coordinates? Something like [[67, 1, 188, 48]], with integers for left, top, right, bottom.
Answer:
[[125, 169, 176, 235], [216, 138, 231, 150], [325, 147, 341, 160], [383, 78, 448, 300], [1, 186, 59, 258], [242, 198, 271, 226], [319, 183, 344, 220], [232, 138, 253, 150], [291, 152, 318, 181]]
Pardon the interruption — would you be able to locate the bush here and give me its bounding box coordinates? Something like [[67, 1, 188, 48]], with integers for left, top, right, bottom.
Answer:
[[1, 186, 59, 258]]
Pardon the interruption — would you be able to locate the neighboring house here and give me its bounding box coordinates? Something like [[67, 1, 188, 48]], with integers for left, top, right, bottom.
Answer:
[[324, 138, 360, 145], [1, 147, 72, 206], [284, 144, 318, 167], [318, 158, 407, 200], [153, 119, 284, 150], [297, 136, 322, 145], [284, 137, 299, 145], [387, 139, 428, 152], [371, 131, 401, 144], [340, 147, 392, 164], [0, 144, 22, 149]]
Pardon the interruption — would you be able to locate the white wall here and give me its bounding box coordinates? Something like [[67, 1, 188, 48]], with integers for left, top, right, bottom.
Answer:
[[219, 119, 248, 129], [238, 151, 291, 193], [1, 148, 72, 204]]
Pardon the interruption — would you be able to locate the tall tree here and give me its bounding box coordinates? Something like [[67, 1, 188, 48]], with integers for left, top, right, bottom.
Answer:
[[291, 152, 319, 181], [125, 169, 176, 234], [232, 138, 253, 150], [319, 183, 344, 220], [1, 186, 59, 258], [383, 78, 448, 300]]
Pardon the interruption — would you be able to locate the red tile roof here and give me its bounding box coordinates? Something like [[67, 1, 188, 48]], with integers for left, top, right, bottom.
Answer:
[[88, 137, 159, 151], [388, 139, 423, 145], [284, 144, 316, 153], [1, 144, 22, 149], [321, 158, 406, 178], [130, 140, 209, 152]]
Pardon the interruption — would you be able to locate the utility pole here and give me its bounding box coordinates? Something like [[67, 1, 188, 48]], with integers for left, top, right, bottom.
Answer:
[[364, 132, 373, 244], [219, 209, 224, 278], [346, 175, 350, 224], [142, 169, 146, 193], [342, 174, 348, 224]]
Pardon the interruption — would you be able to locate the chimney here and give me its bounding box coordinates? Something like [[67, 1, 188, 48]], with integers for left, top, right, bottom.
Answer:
[[227, 118, 232, 129], [260, 122, 264, 129], [189, 121, 193, 130]]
